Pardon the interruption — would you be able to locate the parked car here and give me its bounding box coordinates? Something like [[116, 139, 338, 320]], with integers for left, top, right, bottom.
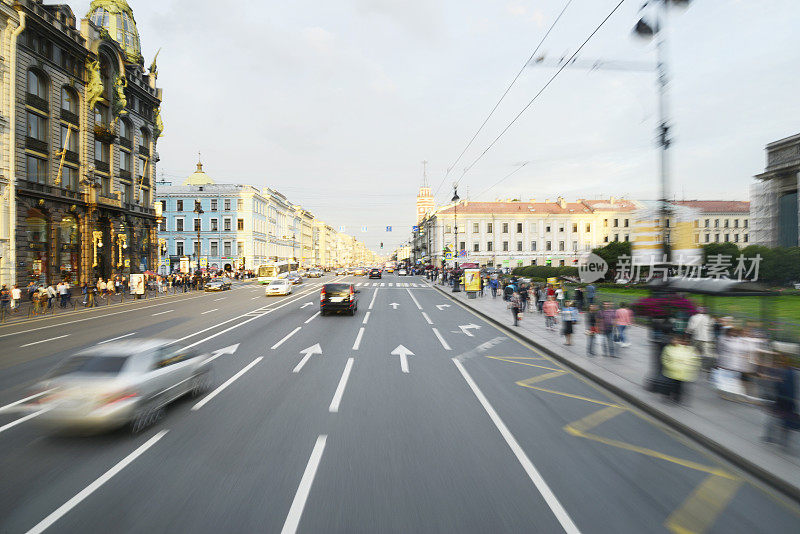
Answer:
[[31, 340, 212, 433], [265, 278, 292, 296], [320, 283, 359, 316], [204, 278, 232, 291]]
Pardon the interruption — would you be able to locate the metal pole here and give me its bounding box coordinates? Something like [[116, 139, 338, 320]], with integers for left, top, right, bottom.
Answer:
[[656, 2, 670, 261]]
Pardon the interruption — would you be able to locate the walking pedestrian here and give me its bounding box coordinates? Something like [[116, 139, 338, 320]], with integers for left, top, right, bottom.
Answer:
[[661, 334, 700, 404], [519, 284, 529, 313], [561, 301, 578, 345], [615, 302, 633, 348], [585, 304, 599, 356], [46, 283, 57, 309], [542, 296, 559, 331], [489, 277, 498, 299], [0, 284, 10, 314], [537, 285, 546, 313], [59, 280, 70, 308], [510, 291, 522, 327], [762, 352, 798, 448], [686, 306, 715, 373], [574, 286, 584, 311], [555, 285, 564, 309], [11, 284, 21, 312], [586, 283, 596, 306], [598, 302, 617, 358]]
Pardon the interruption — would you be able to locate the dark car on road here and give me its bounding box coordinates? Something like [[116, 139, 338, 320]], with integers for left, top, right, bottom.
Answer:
[[204, 278, 232, 291], [368, 268, 382, 279], [320, 283, 358, 316]]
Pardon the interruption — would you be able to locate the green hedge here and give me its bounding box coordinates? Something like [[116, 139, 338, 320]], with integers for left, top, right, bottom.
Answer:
[[511, 265, 579, 279]]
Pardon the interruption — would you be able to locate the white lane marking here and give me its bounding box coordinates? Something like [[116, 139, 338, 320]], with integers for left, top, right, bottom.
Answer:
[[355, 283, 362, 287], [329, 358, 354, 413], [272, 327, 302, 349], [281, 435, 328, 534], [0, 409, 48, 434], [406, 288, 423, 310], [380, 283, 385, 287], [201, 308, 219, 315], [452, 359, 581, 534], [0, 390, 54, 413], [389, 283, 394, 287], [421, 312, 433, 325], [192, 357, 263, 411], [373, 283, 378, 287], [431, 328, 451, 351], [368, 288, 378, 310], [151, 310, 173, 316], [97, 332, 136, 344], [251, 296, 260, 300], [412, 283, 418, 287], [304, 311, 320, 324], [352, 327, 365, 350], [362, 311, 370, 325], [213, 297, 226, 302], [21, 335, 69, 348], [25, 430, 169, 534], [292, 344, 323, 373], [206, 343, 240, 363]]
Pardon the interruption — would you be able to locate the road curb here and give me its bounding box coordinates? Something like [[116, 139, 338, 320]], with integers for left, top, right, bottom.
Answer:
[[430, 281, 800, 504]]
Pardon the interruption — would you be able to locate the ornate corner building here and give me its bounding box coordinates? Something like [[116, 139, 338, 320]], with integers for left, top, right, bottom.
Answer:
[[0, 0, 162, 287]]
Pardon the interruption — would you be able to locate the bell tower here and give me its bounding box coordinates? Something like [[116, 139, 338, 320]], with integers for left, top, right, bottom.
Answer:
[[416, 161, 434, 223]]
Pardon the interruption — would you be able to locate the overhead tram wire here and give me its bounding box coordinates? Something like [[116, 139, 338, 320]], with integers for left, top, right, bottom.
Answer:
[[432, 0, 575, 200], [474, 162, 529, 200], [454, 0, 628, 192]]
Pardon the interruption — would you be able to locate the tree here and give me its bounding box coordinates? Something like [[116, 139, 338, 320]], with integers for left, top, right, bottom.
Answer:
[[592, 241, 632, 279]]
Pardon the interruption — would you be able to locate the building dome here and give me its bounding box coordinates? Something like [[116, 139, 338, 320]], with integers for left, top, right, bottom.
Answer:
[[88, 0, 141, 61], [184, 161, 215, 186]]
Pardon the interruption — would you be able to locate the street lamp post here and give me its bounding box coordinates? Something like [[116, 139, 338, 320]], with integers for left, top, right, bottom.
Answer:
[[452, 186, 461, 292], [194, 199, 204, 273]]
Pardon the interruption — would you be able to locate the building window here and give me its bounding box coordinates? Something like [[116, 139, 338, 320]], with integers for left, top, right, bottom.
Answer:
[[705, 234, 709, 243], [487, 241, 493, 252], [624, 234, 629, 242], [585, 223, 591, 232], [614, 234, 619, 242], [211, 218, 218, 231], [558, 241, 565, 251], [705, 219, 709, 228], [714, 219, 719, 228], [517, 241, 523, 252], [210, 241, 218, 257], [26, 155, 48, 184], [194, 219, 201, 232], [237, 219, 244, 231], [27, 69, 48, 100], [502, 241, 508, 252], [119, 118, 131, 144], [603, 219, 608, 227], [572, 223, 578, 233], [473, 243, 480, 252], [546, 241, 552, 251], [120, 150, 132, 173], [734, 233, 739, 242], [715, 234, 720, 242], [572, 241, 578, 251], [176, 200, 184, 211], [27, 111, 48, 143], [176, 218, 184, 231], [559, 225, 564, 233], [94, 140, 110, 163], [613, 218, 618, 227], [176, 241, 184, 256], [516, 222, 523, 233], [487, 223, 493, 233], [744, 234, 748, 242], [159, 217, 166, 232], [62, 166, 78, 190], [531, 259, 537, 265], [724, 219, 729, 228], [502, 223, 508, 233], [624, 219, 629, 228], [531, 240, 537, 251], [211, 199, 218, 211], [473, 223, 479, 233], [545, 225, 551, 233], [445, 225, 451, 233], [224, 218, 231, 231], [237, 199, 244, 211], [666, 219, 670, 228], [223, 241, 232, 256], [724, 234, 729, 242], [604, 236, 609, 243], [237, 242, 244, 256], [224, 199, 231, 211], [734, 219, 739, 228], [744, 220, 748, 228], [459, 241, 465, 251]]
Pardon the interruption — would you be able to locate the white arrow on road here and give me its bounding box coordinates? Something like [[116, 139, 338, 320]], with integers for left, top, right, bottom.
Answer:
[[293, 343, 322, 373], [458, 324, 481, 337], [207, 343, 240, 362], [436, 304, 451, 310], [300, 302, 314, 309], [390, 302, 399, 309], [390, 345, 414, 373]]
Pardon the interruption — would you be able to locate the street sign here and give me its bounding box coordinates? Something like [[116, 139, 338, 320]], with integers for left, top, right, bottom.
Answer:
[[386, 226, 392, 232], [412, 225, 419, 232], [458, 250, 467, 258], [444, 252, 453, 260]]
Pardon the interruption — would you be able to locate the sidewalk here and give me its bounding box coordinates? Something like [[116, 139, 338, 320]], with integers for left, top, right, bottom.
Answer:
[[432, 281, 800, 501]]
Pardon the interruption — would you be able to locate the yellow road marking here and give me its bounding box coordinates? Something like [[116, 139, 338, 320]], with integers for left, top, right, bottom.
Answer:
[[487, 357, 564, 372], [518, 383, 625, 408], [665, 474, 744, 533], [565, 405, 626, 433]]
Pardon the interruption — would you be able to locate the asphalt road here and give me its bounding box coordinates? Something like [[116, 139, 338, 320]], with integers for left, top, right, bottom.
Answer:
[[0, 275, 798, 533]]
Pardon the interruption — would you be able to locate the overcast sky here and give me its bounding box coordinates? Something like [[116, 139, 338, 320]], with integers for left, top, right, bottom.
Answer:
[[67, 0, 800, 253]]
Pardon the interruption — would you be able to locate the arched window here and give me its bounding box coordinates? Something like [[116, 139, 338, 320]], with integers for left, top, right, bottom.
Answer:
[[59, 216, 79, 282], [99, 52, 115, 100], [25, 210, 49, 284], [27, 69, 48, 100], [140, 127, 150, 150], [61, 86, 78, 114], [117, 11, 139, 52], [90, 8, 110, 28], [120, 118, 131, 141]]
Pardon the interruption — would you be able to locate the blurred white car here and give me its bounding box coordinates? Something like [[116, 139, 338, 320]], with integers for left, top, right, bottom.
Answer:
[[397, 268, 408, 276], [266, 278, 292, 296], [31, 340, 212, 433]]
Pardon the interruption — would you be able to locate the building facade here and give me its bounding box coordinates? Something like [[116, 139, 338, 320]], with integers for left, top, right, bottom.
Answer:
[[415, 197, 639, 268], [752, 132, 799, 247], [156, 164, 269, 273], [672, 201, 750, 246], [0, 0, 162, 287]]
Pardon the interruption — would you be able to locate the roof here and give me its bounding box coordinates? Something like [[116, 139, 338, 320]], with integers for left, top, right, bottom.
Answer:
[[436, 199, 638, 216], [672, 200, 750, 214], [183, 161, 214, 186]]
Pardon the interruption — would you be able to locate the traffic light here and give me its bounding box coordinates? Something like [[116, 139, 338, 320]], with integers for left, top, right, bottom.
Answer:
[[380, 242, 383, 249]]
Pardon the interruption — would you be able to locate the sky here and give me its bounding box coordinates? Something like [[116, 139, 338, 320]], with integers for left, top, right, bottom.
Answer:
[[66, 0, 800, 253]]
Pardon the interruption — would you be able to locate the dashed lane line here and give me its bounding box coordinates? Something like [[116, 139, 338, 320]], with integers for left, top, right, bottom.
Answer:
[[192, 357, 263, 411], [272, 327, 302, 350]]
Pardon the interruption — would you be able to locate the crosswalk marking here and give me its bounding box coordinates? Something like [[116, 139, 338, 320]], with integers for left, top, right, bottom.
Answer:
[[389, 283, 393, 287]]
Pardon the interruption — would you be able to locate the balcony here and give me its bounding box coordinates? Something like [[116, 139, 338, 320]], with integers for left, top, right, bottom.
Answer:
[[26, 93, 49, 113], [18, 179, 82, 201], [94, 124, 116, 143], [119, 169, 132, 180], [95, 160, 110, 173], [61, 109, 79, 125], [97, 193, 122, 208], [119, 137, 132, 149], [25, 136, 48, 153]]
